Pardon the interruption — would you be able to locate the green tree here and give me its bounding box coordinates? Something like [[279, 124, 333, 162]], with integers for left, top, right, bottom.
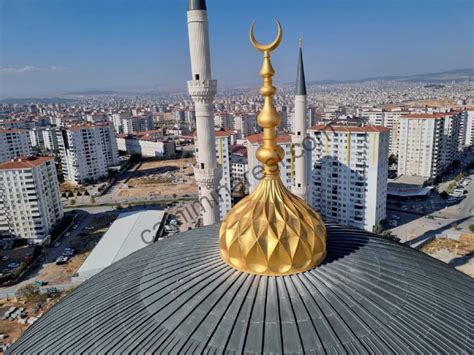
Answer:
[[90, 196, 96, 204], [388, 154, 398, 166], [70, 199, 76, 206], [469, 224, 474, 233], [15, 283, 41, 302], [130, 153, 142, 163]]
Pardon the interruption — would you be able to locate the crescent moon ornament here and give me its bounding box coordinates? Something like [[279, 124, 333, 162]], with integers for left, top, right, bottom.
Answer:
[[249, 19, 282, 52]]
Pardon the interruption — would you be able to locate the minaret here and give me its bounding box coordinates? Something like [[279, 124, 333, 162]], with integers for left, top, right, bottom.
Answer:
[[187, 0, 221, 225], [291, 36, 309, 202]]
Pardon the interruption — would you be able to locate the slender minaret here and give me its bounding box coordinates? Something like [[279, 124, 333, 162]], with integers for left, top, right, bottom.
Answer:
[[187, 0, 221, 225], [291, 36, 310, 202]]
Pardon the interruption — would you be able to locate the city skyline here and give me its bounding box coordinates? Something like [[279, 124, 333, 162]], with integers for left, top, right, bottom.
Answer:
[[1, 0, 473, 97]]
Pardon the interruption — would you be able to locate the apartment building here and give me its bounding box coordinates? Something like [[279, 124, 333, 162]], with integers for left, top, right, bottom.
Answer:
[[0, 156, 63, 242], [116, 131, 175, 158], [308, 125, 389, 232], [465, 108, 474, 147], [0, 129, 33, 163], [194, 129, 237, 220], [246, 133, 293, 193], [234, 114, 257, 139], [121, 115, 154, 134], [29, 126, 59, 152], [214, 113, 234, 130], [398, 112, 464, 179], [57, 123, 119, 184]]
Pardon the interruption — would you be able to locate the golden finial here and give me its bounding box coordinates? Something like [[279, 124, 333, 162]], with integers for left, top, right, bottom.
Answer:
[[219, 21, 327, 276]]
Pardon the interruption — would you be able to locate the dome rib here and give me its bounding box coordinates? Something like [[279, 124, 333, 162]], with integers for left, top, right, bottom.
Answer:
[[8, 224, 474, 354]]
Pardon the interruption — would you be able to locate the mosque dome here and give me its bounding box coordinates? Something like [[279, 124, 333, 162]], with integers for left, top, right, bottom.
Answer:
[[9, 224, 473, 354]]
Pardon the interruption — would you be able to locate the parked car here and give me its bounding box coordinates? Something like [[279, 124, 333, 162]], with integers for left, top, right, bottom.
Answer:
[[53, 241, 61, 248], [72, 224, 79, 230], [34, 280, 48, 287], [1, 255, 9, 261], [7, 262, 20, 269], [85, 226, 94, 230], [55, 256, 69, 265], [64, 232, 71, 237], [63, 248, 75, 257]]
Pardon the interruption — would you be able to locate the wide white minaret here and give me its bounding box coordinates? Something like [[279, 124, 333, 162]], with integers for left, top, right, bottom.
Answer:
[[187, 0, 221, 225], [291, 38, 310, 202]]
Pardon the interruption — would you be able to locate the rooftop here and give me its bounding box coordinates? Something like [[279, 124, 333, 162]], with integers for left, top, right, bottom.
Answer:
[[74, 210, 165, 282], [11, 224, 473, 353], [308, 125, 390, 133], [402, 112, 460, 119], [247, 132, 292, 144], [0, 156, 54, 170]]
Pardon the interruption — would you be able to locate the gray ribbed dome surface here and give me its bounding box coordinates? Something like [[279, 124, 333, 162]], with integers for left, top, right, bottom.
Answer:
[[10, 224, 473, 354]]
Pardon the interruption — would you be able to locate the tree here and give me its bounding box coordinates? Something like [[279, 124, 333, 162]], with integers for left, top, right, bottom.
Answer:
[[440, 191, 448, 199], [90, 196, 96, 204], [388, 154, 398, 166], [70, 199, 76, 206], [16, 283, 40, 302], [469, 224, 474, 233], [373, 224, 384, 234], [130, 153, 142, 163], [84, 190, 90, 196], [76, 191, 82, 197], [447, 182, 456, 193]]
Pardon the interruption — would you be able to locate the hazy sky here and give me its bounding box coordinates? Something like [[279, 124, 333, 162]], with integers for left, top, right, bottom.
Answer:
[[0, 0, 473, 97]]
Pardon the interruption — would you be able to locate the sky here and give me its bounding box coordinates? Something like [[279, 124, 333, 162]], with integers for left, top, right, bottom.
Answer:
[[0, 0, 473, 97]]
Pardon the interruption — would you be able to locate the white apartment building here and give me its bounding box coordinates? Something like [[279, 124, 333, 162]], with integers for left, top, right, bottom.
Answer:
[[214, 113, 234, 130], [440, 111, 463, 168], [0, 129, 33, 163], [110, 112, 130, 133], [0, 156, 63, 242], [121, 115, 154, 134], [308, 125, 389, 232], [116, 134, 175, 158], [230, 153, 248, 194], [29, 126, 59, 152], [57, 123, 119, 184], [398, 114, 443, 178], [86, 113, 107, 123], [194, 129, 236, 220], [234, 114, 257, 139], [398, 112, 464, 179], [383, 111, 408, 156], [465, 108, 474, 147], [247, 133, 293, 193]]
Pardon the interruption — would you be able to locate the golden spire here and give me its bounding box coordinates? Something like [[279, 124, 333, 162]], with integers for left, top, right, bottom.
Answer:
[[219, 20, 327, 276]]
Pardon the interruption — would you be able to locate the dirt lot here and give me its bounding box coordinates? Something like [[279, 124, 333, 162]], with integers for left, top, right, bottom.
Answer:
[[403, 99, 456, 107], [0, 292, 66, 348], [421, 238, 474, 277], [26, 213, 118, 285], [115, 158, 197, 199]]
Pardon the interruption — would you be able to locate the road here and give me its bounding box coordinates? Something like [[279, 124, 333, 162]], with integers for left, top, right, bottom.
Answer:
[[391, 174, 474, 243], [0, 210, 94, 299]]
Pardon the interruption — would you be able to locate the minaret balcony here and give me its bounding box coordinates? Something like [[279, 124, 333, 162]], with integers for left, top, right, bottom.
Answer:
[[187, 79, 217, 101], [193, 165, 222, 188]]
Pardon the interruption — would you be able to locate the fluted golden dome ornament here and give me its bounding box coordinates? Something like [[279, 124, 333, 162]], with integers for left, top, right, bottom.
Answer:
[[219, 21, 327, 276]]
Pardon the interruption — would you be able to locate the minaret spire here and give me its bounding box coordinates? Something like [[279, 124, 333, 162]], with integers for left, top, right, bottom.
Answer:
[[186, 0, 221, 225], [296, 37, 307, 96], [292, 36, 309, 201]]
